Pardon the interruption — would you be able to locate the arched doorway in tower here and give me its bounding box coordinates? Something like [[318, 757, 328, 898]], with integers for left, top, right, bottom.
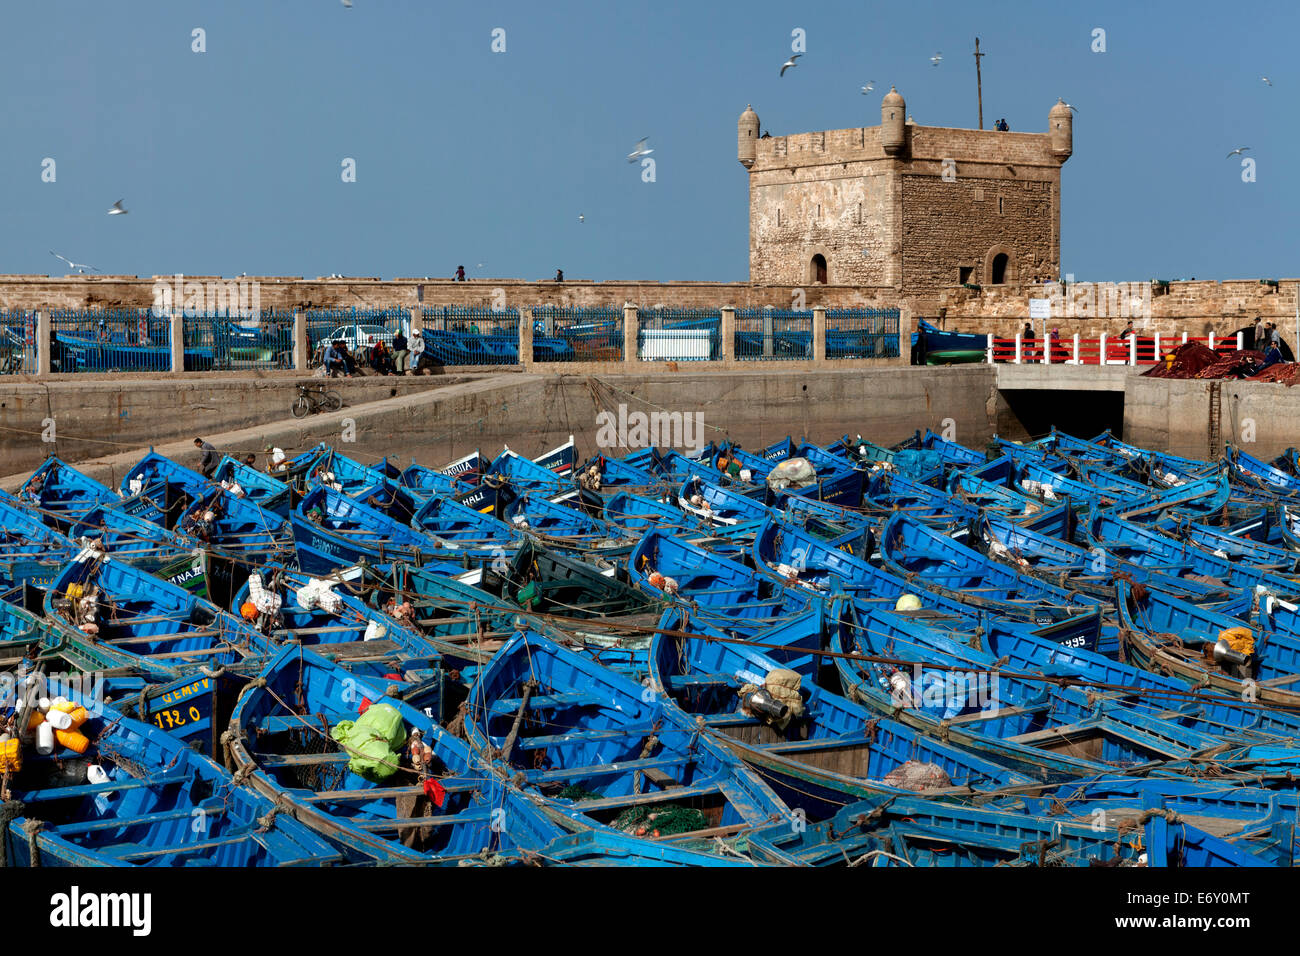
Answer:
[[811, 254, 828, 284], [990, 253, 1009, 285]]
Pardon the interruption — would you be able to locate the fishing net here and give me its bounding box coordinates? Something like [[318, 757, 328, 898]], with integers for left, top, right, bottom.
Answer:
[[1141, 342, 1220, 379], [612, 804, 708, 835], [556, 784, 601, 801]]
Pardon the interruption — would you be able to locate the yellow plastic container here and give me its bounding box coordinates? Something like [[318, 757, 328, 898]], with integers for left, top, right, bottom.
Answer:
[[54, 729, 90, 755], [0, 739, 21, 774]]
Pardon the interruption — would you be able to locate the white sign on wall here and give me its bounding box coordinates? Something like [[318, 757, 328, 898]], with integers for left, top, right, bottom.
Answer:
[[1028, 299, 1052, 320]]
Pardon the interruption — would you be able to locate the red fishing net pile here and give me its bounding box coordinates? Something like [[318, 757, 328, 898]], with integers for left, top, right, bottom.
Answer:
[[1142, 342, 1222, 378], [1143, 342, 1300, 384]]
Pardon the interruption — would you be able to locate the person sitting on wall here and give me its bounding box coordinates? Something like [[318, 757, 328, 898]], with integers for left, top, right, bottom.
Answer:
[[555, 269, 564, 282], [455, 265, 466, 281], [322, 341, 349, 378], [334, 340, 359, 376], [391, 328, 410, 373], [369, 339, 396, 376], [995, 118, 1010, 131]]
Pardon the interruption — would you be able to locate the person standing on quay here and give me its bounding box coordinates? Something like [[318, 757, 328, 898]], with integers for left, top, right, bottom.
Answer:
[[194, 437, 218, 478], [392, 327, 409, 373]]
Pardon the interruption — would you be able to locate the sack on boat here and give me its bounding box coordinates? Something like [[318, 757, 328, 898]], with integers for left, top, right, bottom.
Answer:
[[766, 457, 817, 491], [891, 450, 943, 479], [882, 760, 952, 792], [738, 669, 804, 731], [331, 703, 407, 782]]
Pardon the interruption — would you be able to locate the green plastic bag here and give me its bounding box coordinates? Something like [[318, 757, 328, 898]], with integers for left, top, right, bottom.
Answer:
[[330, 703, 407, 781]]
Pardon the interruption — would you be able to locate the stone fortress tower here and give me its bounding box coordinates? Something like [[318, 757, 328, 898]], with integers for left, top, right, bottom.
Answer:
[[739, 90, 1072, 295]]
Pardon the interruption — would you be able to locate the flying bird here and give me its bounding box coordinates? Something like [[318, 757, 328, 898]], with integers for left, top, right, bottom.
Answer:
[[1226, 146, 1251, 158], [1262, 76, 1272, 86], [342, 0, 353, 7], [50, 251, 100, 274], [930, 52, 942, 67], [1061, 101, 1080, 113], [107, 199, 128, 216], [627, 138, 653, 163], [578, 214, 585, 223], [780, 54, 801, 77], [860, 81, 875, 94]]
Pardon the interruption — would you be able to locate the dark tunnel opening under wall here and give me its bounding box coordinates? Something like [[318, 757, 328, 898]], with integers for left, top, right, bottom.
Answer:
[[996, 389, 1126, 443]]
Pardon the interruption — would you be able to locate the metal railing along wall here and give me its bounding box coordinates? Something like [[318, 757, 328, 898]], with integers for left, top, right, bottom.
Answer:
[[49, 309, 172, 373], [826, 308, 900, 359], [419, 307, 520, 366], [0, 310, 35, 374], [734, 309, 813, 360], [636, 308, 721, 361], [184, 311, 294, 370], [531, 306, 623, 362]]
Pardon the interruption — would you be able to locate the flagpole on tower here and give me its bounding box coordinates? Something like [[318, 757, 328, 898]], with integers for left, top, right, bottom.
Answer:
[[975, 37, 984, 130]]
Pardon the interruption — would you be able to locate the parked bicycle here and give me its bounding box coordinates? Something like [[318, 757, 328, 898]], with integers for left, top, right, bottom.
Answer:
[[291, 383, 343, 418]]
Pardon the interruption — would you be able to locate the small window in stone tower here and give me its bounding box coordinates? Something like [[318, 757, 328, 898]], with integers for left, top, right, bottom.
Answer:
[[998, 196, 1004, 215], [958, 266, 974, 284], [991, 253, 1008, 285], [777, 208, 781, 227], [812, 254, 828, 284], [857, 202, 862, 223]]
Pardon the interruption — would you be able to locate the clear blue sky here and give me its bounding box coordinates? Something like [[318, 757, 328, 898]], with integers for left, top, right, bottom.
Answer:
[[1, 0, 1295, 283]]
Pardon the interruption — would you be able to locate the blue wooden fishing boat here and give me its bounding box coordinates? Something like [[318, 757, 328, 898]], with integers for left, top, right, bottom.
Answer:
[[307, 449, 402, 498], [977, 510, 1230, 603], [1226, 443, 1300, 496], [629, 528, 809, 634], [1159, 513, 1298, 571], [398, 462, 460, 499], [678, 473, 774, 526], [5, 692, 342, 866], [1115, 578, 1300, 709], [0, 494, 77, 587], [17, 458, 122, 531], [579, 453, 661, 489], [410, 491, 525, 552], [502, 490, 620, 546], [744, 791, 1270, 867], [829, 599, 1266, 782], [43, 546, 265, 679], [211, 455, 293, 515], [293, 485, 459, 574], [174, 486, 292, 564], [602, 491, 691, 535], [879, 512, 1103, 623], [1081, 508, 1300, 599], [225, 645, 564, 863], [229, 563, 448, 663], [897, 428, 989, 467], [649, 605, 1036, 821], [463, 629, 789, 855], [484, 447, 572, 495]]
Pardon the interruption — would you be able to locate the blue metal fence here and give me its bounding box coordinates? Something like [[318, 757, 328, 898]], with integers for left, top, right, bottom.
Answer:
[[734, 308, 814, 360], [49, 309, 173, 373], [184, 310, 294, 370], [0, 310, 35, 374], [419, 307, 520, 366], [637, 309, 721, 361], [532, 306, 623, 362], [826, 308, 900, 359]]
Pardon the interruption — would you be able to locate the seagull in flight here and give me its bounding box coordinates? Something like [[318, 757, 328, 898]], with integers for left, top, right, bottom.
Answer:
[[1262, 76, 1272, 86], [578, 214, 585, 223], [50, 251, 100, 274], [930, 52, 943, 67], [780, 54, 801, 77], [107, 199, 128, 216], [627, 138, 653, 163], [342, 0, 353, 7], [860, 81, 875, 94], [1226, 146, 1251, 158]]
